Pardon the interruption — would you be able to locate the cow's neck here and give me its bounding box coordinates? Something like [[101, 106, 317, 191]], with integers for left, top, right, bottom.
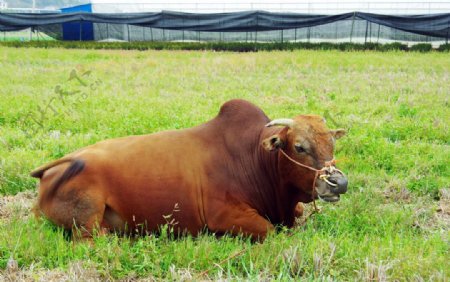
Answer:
[[253, 127, 304, 227]]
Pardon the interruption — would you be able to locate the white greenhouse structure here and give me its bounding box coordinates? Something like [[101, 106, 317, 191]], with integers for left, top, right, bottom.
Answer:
[[1, 1, 450, 44]]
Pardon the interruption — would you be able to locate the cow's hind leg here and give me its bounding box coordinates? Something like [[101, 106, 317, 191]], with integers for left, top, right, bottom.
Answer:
[[44, 187, 108, 240]]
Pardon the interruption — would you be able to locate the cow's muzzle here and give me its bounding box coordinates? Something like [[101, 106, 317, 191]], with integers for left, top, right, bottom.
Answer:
[[317, 165, 348, 202], [327, 173, 348, 194], [279, 150, 348, 203]]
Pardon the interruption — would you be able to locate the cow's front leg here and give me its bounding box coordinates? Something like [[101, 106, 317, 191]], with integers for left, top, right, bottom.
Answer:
[[207, 207, 274, 241], [294, 202, 304, 218]]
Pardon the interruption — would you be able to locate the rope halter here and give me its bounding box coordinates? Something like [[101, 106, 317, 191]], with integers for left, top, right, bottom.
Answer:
[[279, 149, 346, 212]]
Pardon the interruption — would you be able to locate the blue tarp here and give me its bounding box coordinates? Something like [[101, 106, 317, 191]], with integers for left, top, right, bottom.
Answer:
[[61, 4, 94, 41]]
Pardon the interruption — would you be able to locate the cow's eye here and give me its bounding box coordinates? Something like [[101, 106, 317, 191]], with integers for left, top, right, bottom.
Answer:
[[294, 144, 306, 153]]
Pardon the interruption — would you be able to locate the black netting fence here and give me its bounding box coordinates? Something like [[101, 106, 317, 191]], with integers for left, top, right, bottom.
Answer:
[[0, 11, 449, 44]]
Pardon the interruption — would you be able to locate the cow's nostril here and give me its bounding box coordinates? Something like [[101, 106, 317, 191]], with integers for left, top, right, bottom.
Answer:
[[336, 178, 348, 193], [328, 178, 338, 185], [328, 176, 348, 194]]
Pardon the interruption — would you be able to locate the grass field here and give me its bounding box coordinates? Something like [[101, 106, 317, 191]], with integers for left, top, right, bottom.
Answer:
[[0, 47, 449, 280]]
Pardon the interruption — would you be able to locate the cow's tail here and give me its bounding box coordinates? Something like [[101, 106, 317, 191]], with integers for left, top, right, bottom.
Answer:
[[31, 157, 78, 178], [31, 158, 85, 194]]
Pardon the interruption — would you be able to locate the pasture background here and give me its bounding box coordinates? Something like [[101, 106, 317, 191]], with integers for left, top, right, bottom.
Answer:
[[0, 47, 448, 280]]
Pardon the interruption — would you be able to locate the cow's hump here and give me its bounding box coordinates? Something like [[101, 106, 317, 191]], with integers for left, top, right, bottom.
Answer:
[[218, 99, 269, 125], [210, 99, 270, 154]]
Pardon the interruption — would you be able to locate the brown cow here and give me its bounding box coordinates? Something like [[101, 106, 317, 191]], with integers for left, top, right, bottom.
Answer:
[[31, 99, 348, 240]]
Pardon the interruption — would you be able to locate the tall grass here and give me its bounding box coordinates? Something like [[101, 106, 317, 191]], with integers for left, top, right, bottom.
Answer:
[[1, 40, 449, 52]]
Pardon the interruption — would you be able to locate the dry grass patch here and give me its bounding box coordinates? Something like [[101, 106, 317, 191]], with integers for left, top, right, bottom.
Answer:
[[0, 191, 36, 222], [1, 261, 101, 282], [436, 188, 450, 230]]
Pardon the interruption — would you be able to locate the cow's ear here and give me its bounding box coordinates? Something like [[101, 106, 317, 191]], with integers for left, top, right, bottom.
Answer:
[[262, 127, 288, 151], [331, 129, 346, 139], [262, 134, 285, 151]]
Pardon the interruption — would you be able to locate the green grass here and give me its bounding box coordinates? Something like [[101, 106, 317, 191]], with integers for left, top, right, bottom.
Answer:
[[0, 47, 449, 280]]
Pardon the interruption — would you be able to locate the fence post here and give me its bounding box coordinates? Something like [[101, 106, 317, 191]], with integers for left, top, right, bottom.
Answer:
[[106, 23, 109, 39], [307, 27, 311, 43], [377, 24, 381, 43], [255, 11, 258, 43], [349, 12, 356, 42], [142, 26, 145, 41], [281, 29, 284, 43], [446, 19, 449, 45], [335, 22, 338, 40], [127, 24, 130, 42], [79, 21, 82, 41], [245, 14, 249, 44], [294, 28, 297, 42], [364, 20, 369, 44], [182, 18, 185, 41], [197, 15, 200, 42], [150, 28, 153, 41], [162, 12, 166, 41], [219, 19, 223, 42]]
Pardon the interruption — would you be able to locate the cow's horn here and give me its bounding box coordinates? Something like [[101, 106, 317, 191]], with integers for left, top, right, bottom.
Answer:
[[265, 118, 294, 128]]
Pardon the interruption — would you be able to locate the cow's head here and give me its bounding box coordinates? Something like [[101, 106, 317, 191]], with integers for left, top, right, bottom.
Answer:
[[262, 116, 348, 202]]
